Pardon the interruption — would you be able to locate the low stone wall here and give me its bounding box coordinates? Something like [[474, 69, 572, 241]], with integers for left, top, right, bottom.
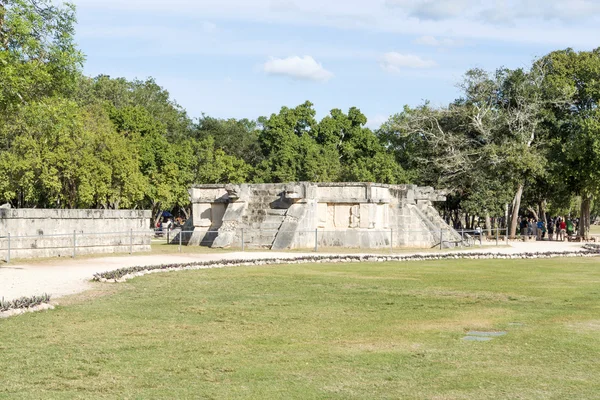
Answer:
[[0, 209, 152, 260]]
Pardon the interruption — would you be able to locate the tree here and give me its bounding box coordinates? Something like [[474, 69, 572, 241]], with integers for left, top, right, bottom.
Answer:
[[195, 116, 263, 166], [108, 105, 185, 219], [186, 136, 251, 184], [381, 65, 558, 236], [257, 101, 325, 182], [541, 48, 600, 238], [0, 98, 145, 208], [0, 0, 83, 116], [380, 101, 513, 230], [318, 107, 406, 183], [76, 75, 193, 141], [257, 101, 405, 183]]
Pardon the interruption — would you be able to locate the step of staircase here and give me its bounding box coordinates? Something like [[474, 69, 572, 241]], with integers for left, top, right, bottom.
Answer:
[[266, 208, 288, 216]]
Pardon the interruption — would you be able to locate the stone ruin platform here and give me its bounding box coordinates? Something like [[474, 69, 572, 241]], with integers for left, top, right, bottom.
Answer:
[[183, 182, 460, 250]]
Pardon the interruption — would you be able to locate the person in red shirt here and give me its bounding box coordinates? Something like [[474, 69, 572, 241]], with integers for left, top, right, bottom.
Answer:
[[559, 219, 567, 241]]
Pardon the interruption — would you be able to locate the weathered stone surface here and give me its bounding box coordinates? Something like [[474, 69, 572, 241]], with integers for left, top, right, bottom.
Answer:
[[187, 182, 460, 250], [0, 209, 152, 259]]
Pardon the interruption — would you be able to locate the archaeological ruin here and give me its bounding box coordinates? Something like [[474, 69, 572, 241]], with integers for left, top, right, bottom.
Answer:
[[184, 182, 461, 250], [0, 209, 152, 259]]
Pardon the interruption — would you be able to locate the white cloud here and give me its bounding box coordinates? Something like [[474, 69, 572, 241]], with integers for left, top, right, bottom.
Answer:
[[414, 35, 460, 47], [410, 0, 474, 20], [263, 56, 334, 82], [478, 0, 600, 25], [380, 52, 436, 73], [385, 0, 477, 20], [201, 21, 217, 33], [269, 0, 298, 12]]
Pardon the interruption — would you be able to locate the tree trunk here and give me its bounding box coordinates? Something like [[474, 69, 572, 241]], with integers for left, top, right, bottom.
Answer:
[[509, 183, 524, 237], [528, 206, 539, 221], [579, 194, 592, 240], [465, 213, 470, 230], [485, 211, 492, 237], [152, 203, 162, 229], [539, 200, 547, 223]]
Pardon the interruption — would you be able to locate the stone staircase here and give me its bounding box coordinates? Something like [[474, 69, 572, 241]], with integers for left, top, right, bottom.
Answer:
[[409, 205, 461, 248], [256, 209, 287, 248], [242, 188, 289, 248], [421, 205, 462, 245]]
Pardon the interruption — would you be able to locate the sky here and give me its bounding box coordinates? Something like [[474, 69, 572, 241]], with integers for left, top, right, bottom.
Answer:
[[71, 0, 600, 128]]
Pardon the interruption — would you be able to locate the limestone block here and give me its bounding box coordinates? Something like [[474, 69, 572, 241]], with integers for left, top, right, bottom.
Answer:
[[317, 186, 367, 202], [327, 204, 335, 228], [189, 187, 228, 203], [211, 203, 227, 228], [284, 184, 303, 199], [382, 204, 390, 229], [225, 184, 241, 200], [334, 204, 352, 228], [221, 202, 245, 222], [349, 205, 360, 228], [304, 183, 318, 200], [286, 203, 306, 220], [371, 186, 392, 202], [359, 204, 371, 229], [317, 203, 327, 228], [193, 203, 212, 228], [211, 230, 237, 248]]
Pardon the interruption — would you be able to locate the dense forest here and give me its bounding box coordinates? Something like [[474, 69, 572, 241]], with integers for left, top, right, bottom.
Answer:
[[2, 0, 600, 237]]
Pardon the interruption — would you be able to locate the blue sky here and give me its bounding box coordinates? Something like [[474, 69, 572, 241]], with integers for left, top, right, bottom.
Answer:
[[72, 0, 600, 128]]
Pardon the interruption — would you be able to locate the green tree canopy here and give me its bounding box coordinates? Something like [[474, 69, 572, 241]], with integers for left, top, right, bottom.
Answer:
[[0, 0, 83, 115]]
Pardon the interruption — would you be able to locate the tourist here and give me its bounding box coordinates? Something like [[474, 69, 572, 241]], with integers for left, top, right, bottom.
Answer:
[[559, 218, 567, 241], [530, 218, 537, 239], [520, 217, 528, 237], [547, 219, 554, 241], [566, 218, 574, 236], [537, 219, 545, 240]]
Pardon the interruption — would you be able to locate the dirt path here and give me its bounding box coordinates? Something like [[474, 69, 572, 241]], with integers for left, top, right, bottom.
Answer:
[[0, 241, 586, 301]]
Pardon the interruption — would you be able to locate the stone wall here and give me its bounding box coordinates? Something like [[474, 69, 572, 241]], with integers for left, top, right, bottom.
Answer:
[[0, 209, 152, 259], [187, 182, 460, 250]]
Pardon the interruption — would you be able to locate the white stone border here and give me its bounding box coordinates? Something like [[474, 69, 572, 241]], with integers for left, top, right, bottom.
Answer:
[[0, 303, 54, 319], [94, 250, 600, 283]]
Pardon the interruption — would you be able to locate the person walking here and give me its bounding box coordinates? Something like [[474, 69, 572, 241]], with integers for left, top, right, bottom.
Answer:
[[559, 218, 567, 241], [566, 218, 574, 237], [547, 219, 554, 241], [520, 217, 528, 237]]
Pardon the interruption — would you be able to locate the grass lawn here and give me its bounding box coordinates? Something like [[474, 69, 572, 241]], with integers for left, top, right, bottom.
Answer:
[[1, 258, 600, 399]]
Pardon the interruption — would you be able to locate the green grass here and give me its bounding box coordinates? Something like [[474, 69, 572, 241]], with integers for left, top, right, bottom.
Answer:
[[2, 258, 600, 399], [589, 225, 600, 235]]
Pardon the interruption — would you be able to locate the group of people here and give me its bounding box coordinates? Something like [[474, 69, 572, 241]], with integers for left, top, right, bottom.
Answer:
[[155, 216, 186, 233], [519, 216, 579, 241]]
